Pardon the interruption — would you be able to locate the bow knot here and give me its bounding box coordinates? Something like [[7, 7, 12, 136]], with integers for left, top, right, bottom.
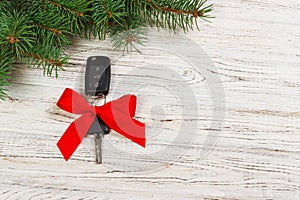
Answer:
[[56, 88, 146, 161]]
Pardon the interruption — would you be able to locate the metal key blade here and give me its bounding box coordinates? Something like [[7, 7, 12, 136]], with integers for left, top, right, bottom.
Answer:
[[94, 132, 103, 164]]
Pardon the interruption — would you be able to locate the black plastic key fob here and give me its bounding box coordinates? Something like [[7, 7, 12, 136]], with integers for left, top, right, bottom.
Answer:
[[85, 56, 111, 135], [85, 56, 111, 96], [88, 116, 110, 135]]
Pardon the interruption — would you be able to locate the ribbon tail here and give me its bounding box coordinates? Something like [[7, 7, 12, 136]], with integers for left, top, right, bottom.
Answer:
[[98, 106, 146, 147], [103, 116, 146, 147], [57, 113, 95, 161], [123, 118, 146, 147]]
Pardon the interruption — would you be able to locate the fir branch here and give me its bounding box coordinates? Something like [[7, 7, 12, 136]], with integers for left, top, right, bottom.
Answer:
[[110, 15, 147, 54], [23, 45, 68, 77], [46, 0, 84, 17], [90, 0, 127, 39], [127, 0, 213, 32], [24, 52, 63, 68], [147, 0, 212, 18], [0, 10, 36, 58], [42, 0, 92, 34], [34, 23, 62, 35], [111, 27, 147, 54], [0, 45, 15, 100], [30, 10, 73, 47]]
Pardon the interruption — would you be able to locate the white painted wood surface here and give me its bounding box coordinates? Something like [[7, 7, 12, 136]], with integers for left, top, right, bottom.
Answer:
[[1, 0, 300, 199]]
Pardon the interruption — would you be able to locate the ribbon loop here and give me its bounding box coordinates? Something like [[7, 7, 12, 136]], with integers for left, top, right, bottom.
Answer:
[[56, 88, 146, 161]]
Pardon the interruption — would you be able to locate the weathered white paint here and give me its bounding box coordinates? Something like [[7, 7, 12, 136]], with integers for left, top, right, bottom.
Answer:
[[1, 0, 300, 199]]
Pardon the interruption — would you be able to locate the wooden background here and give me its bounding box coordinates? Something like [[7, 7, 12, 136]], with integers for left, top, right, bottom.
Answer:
[[1, 0, 300, 199]]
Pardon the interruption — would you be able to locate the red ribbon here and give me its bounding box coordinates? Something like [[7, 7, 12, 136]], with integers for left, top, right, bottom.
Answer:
[[56, 88, 146, 161]]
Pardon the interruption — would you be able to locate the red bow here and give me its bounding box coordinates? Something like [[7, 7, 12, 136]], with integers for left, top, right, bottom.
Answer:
[[56, 88, 146, 161]]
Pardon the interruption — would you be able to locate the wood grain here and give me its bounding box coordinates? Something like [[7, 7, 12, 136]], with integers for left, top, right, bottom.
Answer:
[[1, 0, 300, 199]]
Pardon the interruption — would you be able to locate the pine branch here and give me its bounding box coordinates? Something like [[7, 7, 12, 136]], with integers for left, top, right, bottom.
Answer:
[[30, 11, 73, 47], [40, 0, 92, 34], [23, 45, 68, 77], [151, 0, 213, 18], [109, 0, 213, 53], [46, 0, 85, 17], [0, 10, 36, 58], [110, 16, 147, 54], [90, 0, 127, 39], [126, 0, 213, 32], [0, 45, 15, 100], [34, 23, 63, 35]]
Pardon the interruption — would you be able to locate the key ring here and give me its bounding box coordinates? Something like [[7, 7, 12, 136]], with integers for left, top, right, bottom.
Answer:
[[88, 93, 107, 106]]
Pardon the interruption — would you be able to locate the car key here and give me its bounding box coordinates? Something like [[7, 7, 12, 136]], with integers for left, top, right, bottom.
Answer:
[[85, 56, 111, 97], [88, 116, 110, 164], [85, 56, 111, 164]]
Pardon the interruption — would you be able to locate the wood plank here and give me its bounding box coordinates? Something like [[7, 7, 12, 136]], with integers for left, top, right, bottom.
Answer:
[[1, 0, 300, 199]]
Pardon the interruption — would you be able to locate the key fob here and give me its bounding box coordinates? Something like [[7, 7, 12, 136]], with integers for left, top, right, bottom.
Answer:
[[88, 116, 110, 135], [85, 56, 111, 96], [85, 56, 111, 135]]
